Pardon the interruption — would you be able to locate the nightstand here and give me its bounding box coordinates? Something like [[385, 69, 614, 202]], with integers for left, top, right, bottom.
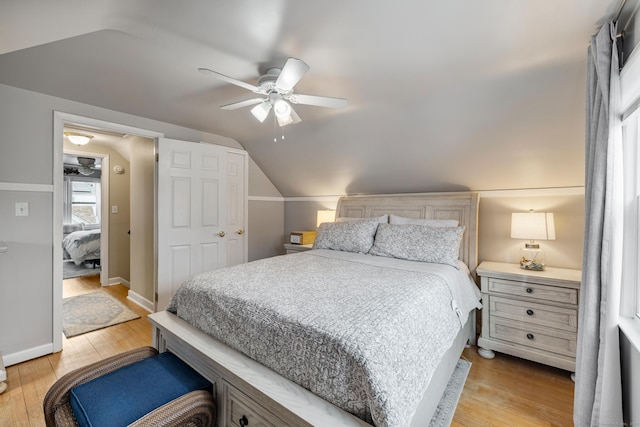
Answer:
[[283, 243, 313, 254], [476, 261, 581, 373]]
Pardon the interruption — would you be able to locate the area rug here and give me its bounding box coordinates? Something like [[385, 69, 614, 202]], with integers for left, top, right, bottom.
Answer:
[[63, 259, 100, 279], [62, 291, 140, 338], [429, 359, 471, 427]]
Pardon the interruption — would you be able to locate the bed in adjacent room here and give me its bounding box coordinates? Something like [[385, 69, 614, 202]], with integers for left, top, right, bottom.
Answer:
[[148, 192, 481, 427], [62, 227, 101, 266]]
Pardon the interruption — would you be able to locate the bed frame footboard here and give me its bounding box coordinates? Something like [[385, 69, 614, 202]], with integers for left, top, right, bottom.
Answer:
[[149, 310, 372, 427]]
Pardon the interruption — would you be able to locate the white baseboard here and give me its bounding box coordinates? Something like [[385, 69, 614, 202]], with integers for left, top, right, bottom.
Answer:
[[107, 277, 130, 287], [2, 343, 54, 367], [127, 290, 154, 313]]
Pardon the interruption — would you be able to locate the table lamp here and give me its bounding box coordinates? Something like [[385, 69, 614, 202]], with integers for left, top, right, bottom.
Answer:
[[316, 209, 336, 228], [511, 210, 555, 271]]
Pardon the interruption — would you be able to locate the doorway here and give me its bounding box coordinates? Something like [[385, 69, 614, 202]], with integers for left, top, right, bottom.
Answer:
[[61, 151, 107, 285], [52, 112, 162, 352]]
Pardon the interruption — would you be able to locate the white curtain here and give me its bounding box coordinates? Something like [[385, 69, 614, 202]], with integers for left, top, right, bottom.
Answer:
[[574, 21, 624, 427]]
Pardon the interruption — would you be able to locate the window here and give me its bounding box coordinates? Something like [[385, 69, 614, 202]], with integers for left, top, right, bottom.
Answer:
[[622, 97, 640, 320], [633, 115, 640, 320], [63, 176, 101, 225], [620, 35, 640, 322]]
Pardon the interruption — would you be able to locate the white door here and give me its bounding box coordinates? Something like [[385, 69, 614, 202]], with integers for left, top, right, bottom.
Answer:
[[225, 150, 247, 266], [156, 138, 228, 311]]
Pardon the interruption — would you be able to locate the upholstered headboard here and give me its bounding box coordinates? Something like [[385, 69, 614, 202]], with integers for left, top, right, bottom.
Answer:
[[335, 192, 479, 275]]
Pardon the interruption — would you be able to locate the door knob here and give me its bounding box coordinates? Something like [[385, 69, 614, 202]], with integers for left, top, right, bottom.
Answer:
[[236, 229, 244, 235], [217, 231, 226, 237]]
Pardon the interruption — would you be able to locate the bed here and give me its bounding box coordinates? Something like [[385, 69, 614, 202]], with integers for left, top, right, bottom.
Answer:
[[62, 227, 101, 266], [148, 192, 480, 427]]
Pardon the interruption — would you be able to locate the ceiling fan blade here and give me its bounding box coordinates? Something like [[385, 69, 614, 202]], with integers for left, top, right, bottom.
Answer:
[[288, 93, 348, 109], [220, 98, 265, 110], [198, 67, 259, 92], [275, 58, 310, 91], [251, 101, 272, 122]]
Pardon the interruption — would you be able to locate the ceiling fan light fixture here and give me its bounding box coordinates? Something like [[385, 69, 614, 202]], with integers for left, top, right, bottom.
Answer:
[[277, 113, 294, 127], [64, 131, 93, 146], [251, 101, 272, 122], [273, 99, 291, 119]]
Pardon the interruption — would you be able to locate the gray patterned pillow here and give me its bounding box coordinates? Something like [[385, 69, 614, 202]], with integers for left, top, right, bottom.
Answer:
[[312, 219, 380, 253], [369, 224, 465, 268]]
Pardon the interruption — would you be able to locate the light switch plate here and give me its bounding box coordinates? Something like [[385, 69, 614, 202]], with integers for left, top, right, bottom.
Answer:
[[15, 202, 29, 216], [111, 205, 118, 214]]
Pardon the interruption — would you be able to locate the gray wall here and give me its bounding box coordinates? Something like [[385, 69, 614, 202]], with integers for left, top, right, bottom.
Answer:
[[247, 157, 285, 261], [478, 194, 584, 270], [0, 83, 283, 364], [248, 200, 285, 260], [129, 136, 155, 301], [0, 191, 53, 356]]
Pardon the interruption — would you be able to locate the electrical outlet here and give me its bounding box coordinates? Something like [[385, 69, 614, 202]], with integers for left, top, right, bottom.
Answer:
[[15, 202, 29, 216]]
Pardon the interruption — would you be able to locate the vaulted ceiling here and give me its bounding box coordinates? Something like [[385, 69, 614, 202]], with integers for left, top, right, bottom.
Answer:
[[0, 0, 619, 196]]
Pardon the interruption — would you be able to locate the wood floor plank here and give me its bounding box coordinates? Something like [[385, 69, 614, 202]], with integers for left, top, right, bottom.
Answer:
[[0, 275, 575, 426], [454, 345, 574, 426], [0, 364, 29, 427]]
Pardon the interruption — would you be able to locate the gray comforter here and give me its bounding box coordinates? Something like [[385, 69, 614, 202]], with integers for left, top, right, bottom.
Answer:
[[62, 229, 100, 265], [167, 249, 481, 427]]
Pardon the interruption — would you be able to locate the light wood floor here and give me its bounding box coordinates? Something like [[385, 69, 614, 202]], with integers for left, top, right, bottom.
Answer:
[[0, 274, 574, 426]]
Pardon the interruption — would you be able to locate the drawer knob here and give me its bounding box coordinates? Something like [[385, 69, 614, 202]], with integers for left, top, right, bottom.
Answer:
[[526, 288, 533, 294], [239, 415, 249, 426], [526, 333, 535, 340], [526, 309, 534, 316]]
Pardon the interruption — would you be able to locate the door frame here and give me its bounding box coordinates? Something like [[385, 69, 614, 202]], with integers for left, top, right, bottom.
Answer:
[[52, 112, 163, 352]]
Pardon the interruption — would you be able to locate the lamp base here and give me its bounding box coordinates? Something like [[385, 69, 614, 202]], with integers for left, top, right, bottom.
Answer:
[[519, 248, 546, 271]]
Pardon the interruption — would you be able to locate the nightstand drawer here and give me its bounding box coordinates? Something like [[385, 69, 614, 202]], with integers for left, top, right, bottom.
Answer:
[[487, 277, 578, 305], [489, 317, 576, 357], [489, 296, 578, 332]]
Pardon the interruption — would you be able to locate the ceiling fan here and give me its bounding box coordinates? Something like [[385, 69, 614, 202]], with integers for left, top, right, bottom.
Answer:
[[76, 157, 97, 176], [198, 57, 347, 127]]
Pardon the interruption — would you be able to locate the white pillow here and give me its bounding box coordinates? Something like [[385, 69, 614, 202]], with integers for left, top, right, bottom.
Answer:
[[336, 214, 388, 224], [389, 214, 458, 227], [313, 219, 380, 253], [369, 223, 465, 268]]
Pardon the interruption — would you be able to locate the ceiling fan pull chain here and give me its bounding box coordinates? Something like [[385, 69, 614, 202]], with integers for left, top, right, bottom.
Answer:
[[273, 113, 278, 142]]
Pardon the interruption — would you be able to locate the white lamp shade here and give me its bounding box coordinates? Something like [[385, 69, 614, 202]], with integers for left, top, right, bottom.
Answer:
[[273, 99, 291, 118], [250, 101, 272, 123], [316, 209, 336, 228], [511, 212, 555, 241], [276, 112, 294, 127]]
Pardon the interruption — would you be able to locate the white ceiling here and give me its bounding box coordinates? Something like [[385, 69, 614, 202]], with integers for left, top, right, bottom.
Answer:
[[0, 0, 619, 196]]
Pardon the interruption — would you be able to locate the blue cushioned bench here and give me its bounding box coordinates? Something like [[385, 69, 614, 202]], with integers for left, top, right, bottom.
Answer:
[[43, 347, 216, 427]]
